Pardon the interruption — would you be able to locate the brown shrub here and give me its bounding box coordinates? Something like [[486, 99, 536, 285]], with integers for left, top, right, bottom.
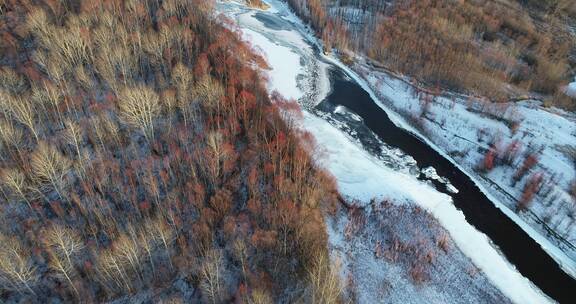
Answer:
[[436, 232, 450, 253]]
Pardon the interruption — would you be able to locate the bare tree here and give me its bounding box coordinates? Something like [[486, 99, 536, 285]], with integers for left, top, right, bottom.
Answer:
[[206, 131, 225, 185], [44, 225, 84, 267], [147, 216, 174, 268], [97, 36, 137, 90], [232, 239, 248, 282], [63, 119, 85, 174], [74, 65, 94, 91], [307, 253, 343, 304], [96, 247, 133, 293], [250, 288, 273, 304], [0, 67, 27, 95], [30, 142, 72, 199], [0, 168, 32, 209], [26, 8, 50, 44], [0, 119, 24, 158], [171, 63, 195, 126], [160, 89, 177, 133], [94, 229, 146, 292], [114, 231, 144, 282], [118, 85, 161, 141], [200, 249, 223, 304], [46, 248, 76, 296], [89, 115, 109, 153], [51, 15, 91, 68], [32, 82, 65, 127], [195, 76, 224, 115], [139, 226, 157, 275], [100, 113, 121, 146], [44, 225, 84, 296], [0, 235, 39, 295], [142, 30, 166, 64], [4, 94, 40, 142]]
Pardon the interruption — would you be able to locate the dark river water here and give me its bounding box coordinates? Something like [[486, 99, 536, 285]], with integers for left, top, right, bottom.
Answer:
[[317, 68, 576, 303]]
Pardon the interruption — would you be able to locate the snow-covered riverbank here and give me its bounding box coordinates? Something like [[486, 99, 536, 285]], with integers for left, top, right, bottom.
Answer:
[[216, 1, 556, 303], [260, 0, 576, 279]]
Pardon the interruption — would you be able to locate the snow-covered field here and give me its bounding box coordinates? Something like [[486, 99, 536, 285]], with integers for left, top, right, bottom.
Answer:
[[217, 1, 556, 303], [327, 203, 510, 303]]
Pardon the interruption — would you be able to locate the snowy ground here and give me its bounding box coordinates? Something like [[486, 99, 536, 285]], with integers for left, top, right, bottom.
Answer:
[[217, 0, 555, 303], [328, 202, 510, 303], [567, 77, 576, 97]]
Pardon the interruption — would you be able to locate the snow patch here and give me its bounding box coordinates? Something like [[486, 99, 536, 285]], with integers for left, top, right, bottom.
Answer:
[[240, 28, 304, 100], [421, 166, 459, 194], [566, 77, 576, 97], [334, 105, 363, 122]]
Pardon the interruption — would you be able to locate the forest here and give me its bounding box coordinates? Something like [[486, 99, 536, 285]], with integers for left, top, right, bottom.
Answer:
[[0, 0, 342, 302], [286, 0, 576, 109]]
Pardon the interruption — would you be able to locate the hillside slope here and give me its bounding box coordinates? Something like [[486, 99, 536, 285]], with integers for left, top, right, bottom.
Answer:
[[0, 0, 340, 302]]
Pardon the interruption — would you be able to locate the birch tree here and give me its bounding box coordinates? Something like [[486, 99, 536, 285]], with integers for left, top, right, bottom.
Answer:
[[0, 168, 32, 209], [44, 225, 84, 296], [30, 142, 72, 199], [0, 235, 39, 295], [118, 85, 161, 142], [5, 95, 40, 142], [200, 249, 223, 304]]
